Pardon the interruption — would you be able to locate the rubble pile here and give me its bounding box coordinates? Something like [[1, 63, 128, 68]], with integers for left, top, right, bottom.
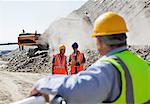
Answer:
[[84, 49, 100, 68], [84, 46, 150, 68], [128, 45, 150, 62], [2, 49, 51, 73], [1, 46, 150, 73]]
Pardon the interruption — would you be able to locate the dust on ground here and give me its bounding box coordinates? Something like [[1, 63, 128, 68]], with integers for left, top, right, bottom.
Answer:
[[0, 70, 47, 104]]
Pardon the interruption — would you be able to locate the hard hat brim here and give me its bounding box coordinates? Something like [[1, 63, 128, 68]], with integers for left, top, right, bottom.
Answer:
[[91, 29, 128, 38]]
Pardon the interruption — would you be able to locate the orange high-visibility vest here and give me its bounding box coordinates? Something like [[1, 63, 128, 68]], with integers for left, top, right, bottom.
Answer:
[[53, 54, 67, 75], [70, 51, 85, 75]]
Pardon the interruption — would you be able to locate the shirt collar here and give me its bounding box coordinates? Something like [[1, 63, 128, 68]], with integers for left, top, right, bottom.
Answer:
[[100, 46, 128, 60]]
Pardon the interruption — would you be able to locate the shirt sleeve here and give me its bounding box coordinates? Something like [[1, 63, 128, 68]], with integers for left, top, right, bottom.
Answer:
[[69, 55, 71, 63], [82, 53, 86, 63], [34, 61, 120, 104]]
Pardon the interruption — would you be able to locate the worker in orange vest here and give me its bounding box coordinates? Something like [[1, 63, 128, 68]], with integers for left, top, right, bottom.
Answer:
[[52, 44, 68, 75], [69, 42, 86, 75]]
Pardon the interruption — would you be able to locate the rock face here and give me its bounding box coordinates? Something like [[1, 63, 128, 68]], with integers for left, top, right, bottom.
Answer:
[[44, 0, 150, 48], [43, 14, 94, 55], [75, 0, 150, 45]]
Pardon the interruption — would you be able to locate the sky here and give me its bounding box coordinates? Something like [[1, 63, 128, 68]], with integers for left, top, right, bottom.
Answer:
[[0, 0, 87, 50]]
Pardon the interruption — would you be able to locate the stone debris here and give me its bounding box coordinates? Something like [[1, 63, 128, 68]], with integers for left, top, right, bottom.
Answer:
[[128, 45, 150, 62], [2, 49, 51, 73], [84, 49, 100, 68], [1, 46, 149, 73], [84, 45, 150, 68]]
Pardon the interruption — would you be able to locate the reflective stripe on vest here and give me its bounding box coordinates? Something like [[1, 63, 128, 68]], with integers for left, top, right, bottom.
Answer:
[[100, 50, 150, 104], [53, 54, 66, 68], [102, 57, 134, 104], [54, 66, 65, 69]]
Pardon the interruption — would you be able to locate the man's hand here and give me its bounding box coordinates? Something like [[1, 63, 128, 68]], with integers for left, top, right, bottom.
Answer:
[[71, 59, 76, 65], [75, 62, 80, 66], [30, 88, 50, 102]]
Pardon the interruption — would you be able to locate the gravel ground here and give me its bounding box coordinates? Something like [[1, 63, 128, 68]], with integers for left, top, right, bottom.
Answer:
[[0, 70, 47, 104]]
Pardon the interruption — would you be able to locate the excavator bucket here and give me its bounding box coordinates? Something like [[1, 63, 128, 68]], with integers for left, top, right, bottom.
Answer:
[[18, 33, 49, 57]]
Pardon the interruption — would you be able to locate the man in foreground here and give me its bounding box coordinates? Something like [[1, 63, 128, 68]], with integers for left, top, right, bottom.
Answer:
[[30, 12, 150, 104]]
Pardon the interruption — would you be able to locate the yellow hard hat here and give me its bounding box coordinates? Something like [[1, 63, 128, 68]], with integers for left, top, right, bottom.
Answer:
[[59, 44, 66, 50], [92, 12, 128, 38]]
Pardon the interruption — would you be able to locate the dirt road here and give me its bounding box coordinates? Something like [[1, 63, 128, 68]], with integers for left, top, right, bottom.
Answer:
[[0, 71, 46, 104]]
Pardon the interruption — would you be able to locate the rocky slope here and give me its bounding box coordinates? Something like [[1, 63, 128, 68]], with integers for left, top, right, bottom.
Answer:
[[1, 46, 149, 73], [43, 0, 150, 51], [75, 0, 150, 45]]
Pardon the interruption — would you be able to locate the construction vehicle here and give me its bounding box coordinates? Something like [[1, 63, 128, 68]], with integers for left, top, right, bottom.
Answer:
[[18, 30, 49, 57]]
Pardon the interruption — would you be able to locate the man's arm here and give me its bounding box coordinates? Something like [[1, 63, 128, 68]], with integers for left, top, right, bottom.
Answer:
[[32, 61, 120, 104], [52, 56, 55, 74], [68, 55, 72, 66], [65, 56, 68, 75], [82, 53, 86, 63]]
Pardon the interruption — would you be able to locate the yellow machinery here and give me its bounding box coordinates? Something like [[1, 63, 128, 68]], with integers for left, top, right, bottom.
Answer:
[[18, 32, 49, 57], [18, 33, 40, 46]]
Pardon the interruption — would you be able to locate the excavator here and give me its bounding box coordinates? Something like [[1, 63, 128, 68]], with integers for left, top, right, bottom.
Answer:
[[18, 30, 49, 57]]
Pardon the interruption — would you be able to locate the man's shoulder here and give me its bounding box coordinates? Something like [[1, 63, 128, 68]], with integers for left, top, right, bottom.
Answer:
[[92, 58, 111, 67], [64, 55, 67, 58], [53, 54, 60, 58], [87, 56, 119, 78], [53, 54, 57, 57], [81, 52, 84, 55], [69, 53, 73, 56], [91, 55, 117, 68]]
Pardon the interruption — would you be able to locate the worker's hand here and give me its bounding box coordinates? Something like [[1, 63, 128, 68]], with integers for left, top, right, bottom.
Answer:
[[30, 88, 49, 102], [71, 59, 76, 65], [75, 62, 80, 66]]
